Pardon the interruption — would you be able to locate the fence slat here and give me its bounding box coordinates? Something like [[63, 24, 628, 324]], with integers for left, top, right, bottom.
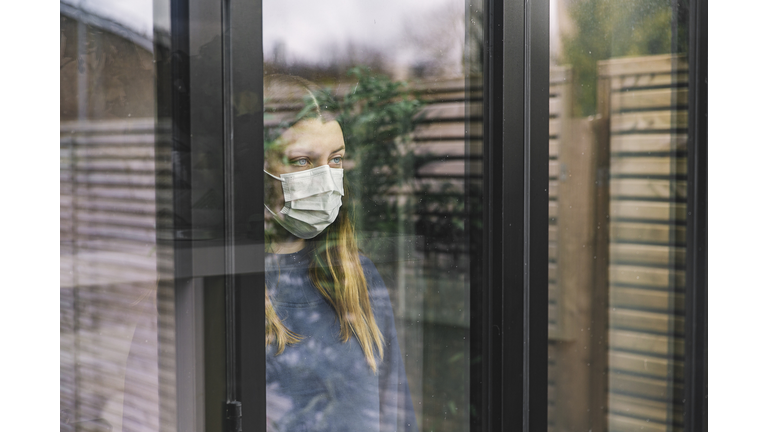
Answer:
[[611, 110, 688, 133], [611, 88, 688, 111], [610, 179, 687, 200]]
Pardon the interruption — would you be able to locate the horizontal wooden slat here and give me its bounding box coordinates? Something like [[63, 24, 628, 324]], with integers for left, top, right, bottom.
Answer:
[[611, 71, 689, 90], [548, 242, 557, 261], [61, 118, 157, 134], [70, 253, 157, 276], [598, 54, 687, 77], [610, 308, 684, 335], [549, 117, 561, 137], [611, 88, 688, 111], [610, 394, 682, 426], [61, 195, 156, 215], [68, 185, 156, 201], [417, 89, 484, 103], [413, 122, 470, 140], [548, 262, 557, 282], [610, 222, 686, 245], [610, 201, 686, 222], [418, 101, 483, 120], [61, 133, 156, 147], [67, 209, 155, 227], [610, 243, 686, 267], [609, 372, 682, 401], [74, 224, 156, 243], [609, 351, 684, 380], [549, 97, 564, 117], [549, 139, 560, 158], [609, 265, 685, 289], [610, 179, 686, 200], [548, 180, 558, 199], [607, 413, 669, 432], [549, 160, 559, 179], [611, 156, 687, 177], [610, 133, 687, 153], [59, 143, 155, 161], [70, 172, 156, 187], [416, 160, 482, 177], [611, 110, 688, 133], [66, 158, 155, 172], [611, 287, 684, 313], [413, 140, 481, 157]]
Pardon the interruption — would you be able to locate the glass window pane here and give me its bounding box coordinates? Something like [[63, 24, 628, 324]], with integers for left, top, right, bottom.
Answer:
[[548, 1, 688, 431], [262, 1, 482, 431], [60, 1, 168, 430]]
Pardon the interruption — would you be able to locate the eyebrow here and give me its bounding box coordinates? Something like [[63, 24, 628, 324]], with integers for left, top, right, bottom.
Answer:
[[282, 145, 346, 159]]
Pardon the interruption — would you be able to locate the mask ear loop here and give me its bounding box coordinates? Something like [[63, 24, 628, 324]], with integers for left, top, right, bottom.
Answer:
[[264, 169, 287, 219], [264, 170, 285, 182]]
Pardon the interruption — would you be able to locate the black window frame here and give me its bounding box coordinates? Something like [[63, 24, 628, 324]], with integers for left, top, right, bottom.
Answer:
[[160, 0, 708, 430]]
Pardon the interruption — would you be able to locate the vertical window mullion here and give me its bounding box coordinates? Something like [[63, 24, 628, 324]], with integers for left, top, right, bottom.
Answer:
[[684, 0, 708, 431], [483, 0, 549, 431], [226, 0, 265, 431]]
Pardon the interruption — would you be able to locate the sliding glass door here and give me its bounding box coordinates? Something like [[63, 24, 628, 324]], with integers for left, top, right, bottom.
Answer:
[[60, 0, 705, 431]]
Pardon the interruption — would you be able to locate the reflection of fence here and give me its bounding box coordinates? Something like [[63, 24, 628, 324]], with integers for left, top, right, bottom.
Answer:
[[60, 58, 687, 431], [546, 65, 573, 431], [547, 54, 688, 432], [409, 77, 482, 432], [601, 54, 687, 432], [60, 118, 161, 431]]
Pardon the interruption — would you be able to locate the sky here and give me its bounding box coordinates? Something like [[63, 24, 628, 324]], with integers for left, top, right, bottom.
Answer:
[[61, 0, 156, 38], [61, 0, 463, 77], [263, 0, 458, 67]]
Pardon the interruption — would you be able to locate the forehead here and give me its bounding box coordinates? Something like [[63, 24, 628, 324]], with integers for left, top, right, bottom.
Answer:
[[270, 118, 345, 156]]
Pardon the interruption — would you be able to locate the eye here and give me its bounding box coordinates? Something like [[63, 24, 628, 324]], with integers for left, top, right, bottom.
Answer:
[[291, 158, 309, 167], [331, 157, 343, 165]]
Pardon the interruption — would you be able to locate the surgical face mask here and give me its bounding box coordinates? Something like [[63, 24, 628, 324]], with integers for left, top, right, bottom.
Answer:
[[264, 165, 344, 239]]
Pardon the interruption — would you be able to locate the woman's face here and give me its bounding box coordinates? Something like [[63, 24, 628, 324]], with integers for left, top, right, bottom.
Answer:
[[264, 118, 346, 214]]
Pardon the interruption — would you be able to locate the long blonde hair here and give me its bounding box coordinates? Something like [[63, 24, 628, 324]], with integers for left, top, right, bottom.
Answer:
[[264, 74, 385, 372]]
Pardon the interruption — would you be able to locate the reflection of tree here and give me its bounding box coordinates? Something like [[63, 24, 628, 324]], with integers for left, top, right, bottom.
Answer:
[[312, 68, 424, 237], [560, 0, 688, 115], [310, 68, 475, 259], [283, 68, 476, 432], [265, 41, 388, 85]]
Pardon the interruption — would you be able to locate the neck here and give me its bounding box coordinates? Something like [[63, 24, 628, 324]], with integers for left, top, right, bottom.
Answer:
[[266, 221, 307, 254], [268, 237, 306, 254]]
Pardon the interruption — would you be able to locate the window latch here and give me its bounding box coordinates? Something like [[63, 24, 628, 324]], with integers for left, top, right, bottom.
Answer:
[[225, 400, 242, 432]]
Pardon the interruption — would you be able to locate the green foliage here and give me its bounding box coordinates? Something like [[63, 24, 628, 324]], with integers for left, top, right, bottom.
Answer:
[[561, 0, 688, 116], [313, 68, 426, 236]]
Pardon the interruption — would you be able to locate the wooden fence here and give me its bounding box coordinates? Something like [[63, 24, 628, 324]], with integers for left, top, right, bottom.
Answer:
[[546, 53, 688, 432], [546, 65, 573, 432], [61, 118, 163, 432], [601, 54, 687, 432]]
